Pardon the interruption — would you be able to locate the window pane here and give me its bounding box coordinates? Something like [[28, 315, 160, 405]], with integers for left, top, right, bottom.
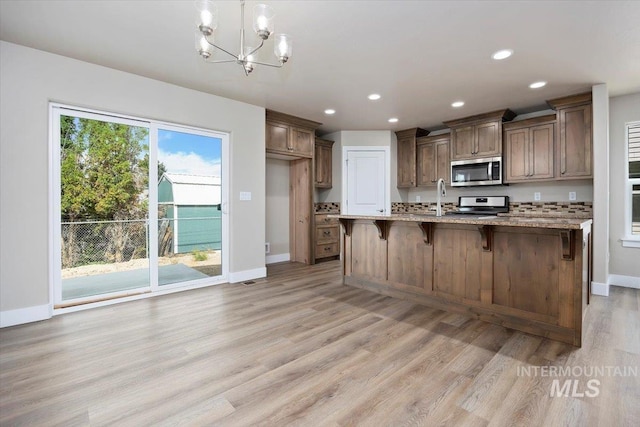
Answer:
[[60, 114, 150, 300], [630, 124, 640, 179], [633, 184, 640, 235]]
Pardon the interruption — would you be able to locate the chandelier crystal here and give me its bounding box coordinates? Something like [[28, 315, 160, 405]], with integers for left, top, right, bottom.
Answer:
[[194, 0, 292, 76]]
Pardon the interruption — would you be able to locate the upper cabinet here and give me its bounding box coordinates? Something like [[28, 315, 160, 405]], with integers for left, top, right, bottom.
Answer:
[[416, 134, 451, 186], [314, 137, 334, 188], [547, 92, 592, 179], [444, 109, 516, 160], [266, 110, 321, 158], [396, 128, 430, 188], [503, 114, 556, 183]]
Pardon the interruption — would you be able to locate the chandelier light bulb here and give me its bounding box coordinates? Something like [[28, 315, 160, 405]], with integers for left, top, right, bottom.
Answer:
[[195, 0, 217, 35], [253, 4, 275, 39], [199, 36, 208, 51], [274, 34, 292, 62], [194, 30, 213, 59], [200, 10, 213, 26], [257, 15, 268, 31]]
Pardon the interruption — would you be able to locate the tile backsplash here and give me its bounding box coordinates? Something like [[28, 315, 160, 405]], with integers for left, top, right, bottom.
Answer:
[[319, 201, 591, 218], [505, 202, 592, 218], [392, 201, 592, 218], [315, 202, 340, 214]]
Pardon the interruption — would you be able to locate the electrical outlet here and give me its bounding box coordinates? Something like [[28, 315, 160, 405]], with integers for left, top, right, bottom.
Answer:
[[416, 195, 421, 202], [569, 192, 577, 201], [534, 192, 541, 201], [265, 242, 270, 254]]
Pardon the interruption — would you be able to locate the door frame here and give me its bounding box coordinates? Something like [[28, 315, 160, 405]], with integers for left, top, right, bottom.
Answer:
[[341, 146, 391, 215], [48, 103, 230, 314]]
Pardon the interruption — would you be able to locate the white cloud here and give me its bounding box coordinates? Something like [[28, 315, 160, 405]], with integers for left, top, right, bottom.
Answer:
[[159, 149, 221, 177]]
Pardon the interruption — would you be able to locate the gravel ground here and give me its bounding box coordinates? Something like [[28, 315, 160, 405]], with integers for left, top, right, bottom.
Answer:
[[62, 251, 222, 279]]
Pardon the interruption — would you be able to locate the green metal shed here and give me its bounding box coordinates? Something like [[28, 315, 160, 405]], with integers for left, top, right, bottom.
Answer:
[[158, 173, 222, 254]]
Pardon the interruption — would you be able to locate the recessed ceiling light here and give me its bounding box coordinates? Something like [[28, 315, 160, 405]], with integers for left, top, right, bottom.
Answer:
[[451, 101, 465, 108], [324, 109, 336, 115], [529, 81, 547, 89], [368, 93, 381, 101], [492, 49, 513, 60], [388, 118, 398, 123]]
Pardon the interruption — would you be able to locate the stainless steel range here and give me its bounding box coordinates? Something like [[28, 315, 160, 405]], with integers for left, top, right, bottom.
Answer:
[[446, 196, 509, 216]]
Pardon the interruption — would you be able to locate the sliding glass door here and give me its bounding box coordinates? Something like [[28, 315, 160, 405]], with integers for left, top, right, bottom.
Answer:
[[156, 126, 225, 288], [52, 105, 228, 307]]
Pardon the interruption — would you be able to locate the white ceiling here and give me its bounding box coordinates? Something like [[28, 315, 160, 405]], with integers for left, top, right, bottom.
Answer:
[[1, 0, 639, 134]]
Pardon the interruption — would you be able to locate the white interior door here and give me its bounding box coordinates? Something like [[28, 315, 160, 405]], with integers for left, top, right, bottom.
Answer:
[[344, 148, 389, 215]]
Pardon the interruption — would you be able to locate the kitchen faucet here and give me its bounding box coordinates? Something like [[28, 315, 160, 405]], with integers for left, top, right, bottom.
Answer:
[[436, 178, 446, 217]]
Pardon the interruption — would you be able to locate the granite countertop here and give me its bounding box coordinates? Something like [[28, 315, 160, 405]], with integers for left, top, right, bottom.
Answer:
[[329, 213, 592, 230]]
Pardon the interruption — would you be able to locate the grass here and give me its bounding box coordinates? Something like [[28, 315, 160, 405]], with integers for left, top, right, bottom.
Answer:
[[192, 250, 208, 262]]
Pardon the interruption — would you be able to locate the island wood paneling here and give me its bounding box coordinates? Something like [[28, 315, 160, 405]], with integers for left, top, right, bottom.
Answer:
[[492, 228, 560, 319], [350, 221, 387, 282], [387, 222, 433, 292], [433, 225, 489, 303]]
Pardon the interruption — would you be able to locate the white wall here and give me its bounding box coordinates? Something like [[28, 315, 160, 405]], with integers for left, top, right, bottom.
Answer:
[[609, 92, 640, 279], [0, 42, 266, 320], [265, 158, 290, 262], [315, 130, 403, 204]]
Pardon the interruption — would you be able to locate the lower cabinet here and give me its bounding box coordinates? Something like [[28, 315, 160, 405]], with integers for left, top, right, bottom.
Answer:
[[314, 214, 340, 260]]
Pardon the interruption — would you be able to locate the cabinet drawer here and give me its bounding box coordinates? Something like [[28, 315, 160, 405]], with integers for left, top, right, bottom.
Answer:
[[316, 225, 340, 243], [315, 214, 339, 226], [315, 242, 340, 258]]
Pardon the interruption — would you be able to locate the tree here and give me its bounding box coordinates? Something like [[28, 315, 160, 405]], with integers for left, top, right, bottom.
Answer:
[[60, 117, 150, 264]]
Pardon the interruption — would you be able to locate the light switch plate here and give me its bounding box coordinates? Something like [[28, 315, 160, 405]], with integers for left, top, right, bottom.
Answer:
[[534, 192, 541, 201], [239, 191, 251, 201], [416, 195, 421, 202], [569, 192, 577, 201]]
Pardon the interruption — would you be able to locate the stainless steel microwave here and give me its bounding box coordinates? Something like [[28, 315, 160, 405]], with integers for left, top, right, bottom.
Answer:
[[451, 156, 502, 187]]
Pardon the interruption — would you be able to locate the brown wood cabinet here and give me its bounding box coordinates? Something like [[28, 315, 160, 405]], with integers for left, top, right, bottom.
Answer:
[[266, 110, 320, 158], [416, 134, 451, 186], [503, 114, 555, 183], [396, 128, 430, 188], [547, 92, 593, 179], [314, 138, 334, 188], [339, 217, 592, 346], [444, 109, 516, 160], [266, 110, 321, 265], [314, 214, 340, 260]]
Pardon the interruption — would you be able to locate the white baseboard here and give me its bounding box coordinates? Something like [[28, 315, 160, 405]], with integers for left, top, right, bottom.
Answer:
[[591, 281, 610, 297], [266, 253, 290, 265], [609, 274, 640, 289], [229, 267, 267, 283], [0, 304, 52, 328]]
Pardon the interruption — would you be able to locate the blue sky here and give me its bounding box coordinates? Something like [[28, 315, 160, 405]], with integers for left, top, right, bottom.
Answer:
[[158, 129, 221, 177]]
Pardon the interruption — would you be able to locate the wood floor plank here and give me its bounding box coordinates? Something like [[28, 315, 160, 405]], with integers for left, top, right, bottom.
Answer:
[[0, 261, 638, 426]]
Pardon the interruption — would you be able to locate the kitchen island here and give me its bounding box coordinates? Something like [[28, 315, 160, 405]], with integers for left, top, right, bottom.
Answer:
[[333, 213, 592, 346]]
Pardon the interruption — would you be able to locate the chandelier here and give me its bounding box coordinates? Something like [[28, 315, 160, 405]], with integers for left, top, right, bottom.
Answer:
[[195, 0, 292, 76]]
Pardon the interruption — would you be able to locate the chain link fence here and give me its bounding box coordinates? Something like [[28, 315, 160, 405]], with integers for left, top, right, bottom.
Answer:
[[61, 220, 148, 269]]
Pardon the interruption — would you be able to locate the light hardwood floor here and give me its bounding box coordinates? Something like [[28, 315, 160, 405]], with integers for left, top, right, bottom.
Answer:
[[1, 260, 638, 426]]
